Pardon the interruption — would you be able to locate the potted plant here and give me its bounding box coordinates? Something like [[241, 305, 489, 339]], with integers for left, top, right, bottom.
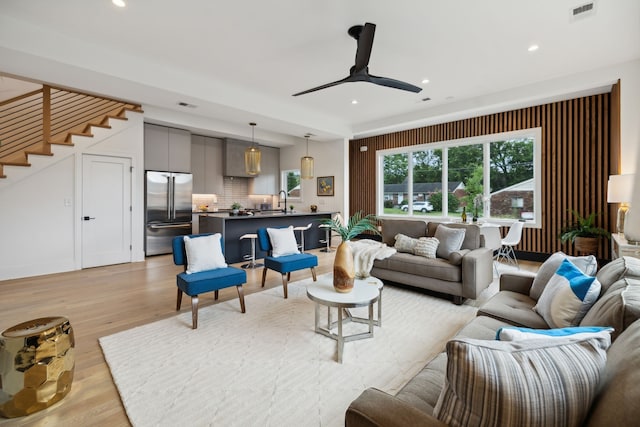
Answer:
[[560, 209, 611, 255], [319, 211, 380, 293], [230, 202, 242, 216]]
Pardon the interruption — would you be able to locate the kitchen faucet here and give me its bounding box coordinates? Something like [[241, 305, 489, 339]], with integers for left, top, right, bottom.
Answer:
[[278, 190, 287, 214]]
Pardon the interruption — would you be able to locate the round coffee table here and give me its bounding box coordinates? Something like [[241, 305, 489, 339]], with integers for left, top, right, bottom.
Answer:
[[307, 276, 382, 363]]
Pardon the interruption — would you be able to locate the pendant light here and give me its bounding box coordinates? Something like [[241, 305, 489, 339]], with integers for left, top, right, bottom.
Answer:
[[301, 133, 314, 179], [245, 122, 261, 176]]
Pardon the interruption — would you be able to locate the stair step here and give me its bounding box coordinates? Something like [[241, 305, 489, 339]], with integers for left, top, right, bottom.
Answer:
[[48, 140, 75, 147], [25, 150, 54, 157], [0, 160, 31, 167], [88, 122, 112, 130], [105, 114, 129, 122]]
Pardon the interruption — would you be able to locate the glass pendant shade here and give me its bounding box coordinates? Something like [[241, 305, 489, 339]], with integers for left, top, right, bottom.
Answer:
[[245, 122, 261, 176], [245, 147, 261, 176], [300, 134, 314, 179]]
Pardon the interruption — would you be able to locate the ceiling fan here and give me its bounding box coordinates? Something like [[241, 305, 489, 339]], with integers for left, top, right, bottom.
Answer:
[[293, 22, 422, 96]]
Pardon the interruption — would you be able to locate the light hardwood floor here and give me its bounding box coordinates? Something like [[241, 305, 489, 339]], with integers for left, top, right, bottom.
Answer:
[[0, 250, 538, 426]]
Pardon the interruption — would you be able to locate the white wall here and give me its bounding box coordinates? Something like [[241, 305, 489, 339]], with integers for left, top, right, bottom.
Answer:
[[279, 138, 348, 217], [0, 113, 144, 281]]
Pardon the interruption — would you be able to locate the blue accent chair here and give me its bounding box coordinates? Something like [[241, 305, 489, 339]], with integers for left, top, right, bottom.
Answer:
[[257, 227, 318, 298], [172, 233, 247, 329]]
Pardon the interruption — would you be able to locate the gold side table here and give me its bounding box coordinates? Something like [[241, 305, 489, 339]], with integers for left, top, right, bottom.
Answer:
[[0, 316, 75, 418]]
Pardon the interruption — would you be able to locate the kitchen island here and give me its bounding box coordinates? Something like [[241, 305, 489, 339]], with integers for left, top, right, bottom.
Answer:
[[199, 212, 335, 263]]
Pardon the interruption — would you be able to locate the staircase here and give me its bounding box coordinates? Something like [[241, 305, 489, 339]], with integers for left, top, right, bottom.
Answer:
[[0, 85, 143, 179]]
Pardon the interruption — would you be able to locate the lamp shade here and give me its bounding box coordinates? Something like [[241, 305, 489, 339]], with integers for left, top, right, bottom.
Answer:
[[245, 122, 261, 176], [607, 174, 634, 203], [300, 134, 314, 179]]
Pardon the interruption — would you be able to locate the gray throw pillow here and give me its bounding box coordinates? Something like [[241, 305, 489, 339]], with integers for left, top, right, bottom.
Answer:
[[394, 233, 419, 254], [434, 225, 466, 259], [529, 251, 597, 300], [434, 334, 610, 427]]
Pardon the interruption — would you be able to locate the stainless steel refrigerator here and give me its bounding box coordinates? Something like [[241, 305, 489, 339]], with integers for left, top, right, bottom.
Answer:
[[145, 171, 193, 256]]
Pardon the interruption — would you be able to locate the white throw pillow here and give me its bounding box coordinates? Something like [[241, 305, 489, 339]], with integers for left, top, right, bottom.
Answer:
[[184, 233, 227, 274], [534, 258, 601, 328], [394, 233, 419, 254], [267, 226, 300, 257], [529, 251, 597, 300], [496, 326, 614, 341], [434, 225, 466, 259], [413, 237, 439, 258]]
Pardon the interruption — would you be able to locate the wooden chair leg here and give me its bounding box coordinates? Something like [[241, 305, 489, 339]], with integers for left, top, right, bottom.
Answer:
[[311, 267, 317, 281], [214, 290, 219, 300], [281, 274, 288, 299], [236, 285, 246, 313], [191, 295, 199, 329], [176, 289, 183, 311], [287, 272, 291, 281], [261, 268, 268, 287]]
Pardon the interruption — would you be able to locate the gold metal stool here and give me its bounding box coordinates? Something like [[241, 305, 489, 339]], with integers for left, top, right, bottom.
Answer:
[[0, 316, 75, 418]]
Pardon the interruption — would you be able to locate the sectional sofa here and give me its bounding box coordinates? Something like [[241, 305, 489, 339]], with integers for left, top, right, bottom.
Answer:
[[346, 255, 640, 426]]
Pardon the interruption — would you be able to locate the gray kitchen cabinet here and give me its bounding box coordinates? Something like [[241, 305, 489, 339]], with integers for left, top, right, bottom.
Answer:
[[144, 123, 191, 172], [250, 145, 280, 195], [192, 135, 224, 194]]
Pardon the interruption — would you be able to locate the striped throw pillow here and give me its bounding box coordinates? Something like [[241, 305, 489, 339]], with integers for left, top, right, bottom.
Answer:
[[413, 237, 439, 258], [434, 335, 610, 427]]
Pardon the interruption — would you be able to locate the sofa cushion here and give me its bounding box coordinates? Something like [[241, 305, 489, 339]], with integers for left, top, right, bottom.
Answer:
[[534, 259, 601, 328], [394, 233, 420, 254], [455, 315, 510, 341], [596, 256, 640, 291], [373, 253, 462, 282], [381, 219, 427, 247], [580, 277, 640, 341], [586, 318, 640, 427], [530, 251, 598, 300], [477, 291, 549, 329], [434, 225, 466, 259], [433, 334, 610, 427], [414, 237, 439, 259], [395, 352, 447, 416]]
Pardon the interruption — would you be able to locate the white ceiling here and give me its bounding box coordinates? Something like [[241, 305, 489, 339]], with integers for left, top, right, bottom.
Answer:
[[1, 0, 639, 146]]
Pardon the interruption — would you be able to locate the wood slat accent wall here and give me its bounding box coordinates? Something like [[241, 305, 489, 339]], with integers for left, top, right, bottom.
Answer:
[[350, 90, 619, 259]]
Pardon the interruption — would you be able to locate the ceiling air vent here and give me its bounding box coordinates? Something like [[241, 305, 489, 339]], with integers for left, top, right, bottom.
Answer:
[[571, 2, 596, 20]]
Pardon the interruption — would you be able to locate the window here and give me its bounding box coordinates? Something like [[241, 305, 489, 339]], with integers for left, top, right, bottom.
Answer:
[[377, 128, 541, 226], [281, 169, 301, 200]]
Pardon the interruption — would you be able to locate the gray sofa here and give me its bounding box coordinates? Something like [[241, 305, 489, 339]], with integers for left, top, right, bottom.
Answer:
[[346, 256, 640, 427], [371, 219, 494, 304]]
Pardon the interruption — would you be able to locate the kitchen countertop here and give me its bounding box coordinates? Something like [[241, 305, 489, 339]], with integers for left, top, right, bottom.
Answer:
[[195, 211, 333, 219]]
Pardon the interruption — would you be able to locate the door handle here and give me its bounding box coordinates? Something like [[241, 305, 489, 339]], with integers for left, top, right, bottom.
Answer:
[[83, 216, 96, 221]]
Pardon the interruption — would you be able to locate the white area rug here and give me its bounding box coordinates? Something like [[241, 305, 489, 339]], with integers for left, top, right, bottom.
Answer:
[[99, 275, 481, 427]]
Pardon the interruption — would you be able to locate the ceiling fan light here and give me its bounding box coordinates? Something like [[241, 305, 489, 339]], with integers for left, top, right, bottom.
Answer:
[[245, 122, 261, 176]]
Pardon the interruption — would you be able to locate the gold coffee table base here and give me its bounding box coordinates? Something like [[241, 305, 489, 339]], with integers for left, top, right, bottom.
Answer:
[[0, 316, 75, 418]]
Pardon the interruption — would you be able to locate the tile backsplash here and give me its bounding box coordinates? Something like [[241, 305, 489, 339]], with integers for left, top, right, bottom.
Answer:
[[192, 177, 276, 211]]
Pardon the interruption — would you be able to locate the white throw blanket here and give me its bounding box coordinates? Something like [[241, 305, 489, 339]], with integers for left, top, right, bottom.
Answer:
[[347, 239, 397, 278]]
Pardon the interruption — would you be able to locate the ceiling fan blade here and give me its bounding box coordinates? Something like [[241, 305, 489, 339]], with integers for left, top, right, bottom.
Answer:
[[292, 76, 352, 96], [353, 22, 375, 72], [368, 74, 423, 93]]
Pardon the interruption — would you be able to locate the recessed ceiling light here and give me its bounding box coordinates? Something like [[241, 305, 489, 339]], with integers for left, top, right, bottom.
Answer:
[[112, 0, 126, 8], [421, 78, 430, 84], [528, 44, 539, 52], [351, 99, 358, 105]]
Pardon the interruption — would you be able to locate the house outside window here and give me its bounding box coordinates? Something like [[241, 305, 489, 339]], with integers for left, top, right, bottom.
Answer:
[[376, 128, 541, 226]]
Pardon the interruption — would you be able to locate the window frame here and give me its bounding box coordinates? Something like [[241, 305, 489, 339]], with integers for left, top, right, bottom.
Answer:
[[281, 169, 302, 201], [376, 128, 542, 227]]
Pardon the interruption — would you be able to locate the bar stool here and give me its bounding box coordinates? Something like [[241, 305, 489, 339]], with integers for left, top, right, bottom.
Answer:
[[293, 223, 312, 252], [240, 233, 263, 269], [319, 224, 333, 252]]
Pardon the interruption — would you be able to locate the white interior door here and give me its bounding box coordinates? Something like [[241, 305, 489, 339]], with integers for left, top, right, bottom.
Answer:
[[82, 154, 132, 268]]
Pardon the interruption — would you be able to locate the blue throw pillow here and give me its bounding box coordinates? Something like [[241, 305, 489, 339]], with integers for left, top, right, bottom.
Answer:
[[496, 326, 614, 341], [533, 258, 601, 328]]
